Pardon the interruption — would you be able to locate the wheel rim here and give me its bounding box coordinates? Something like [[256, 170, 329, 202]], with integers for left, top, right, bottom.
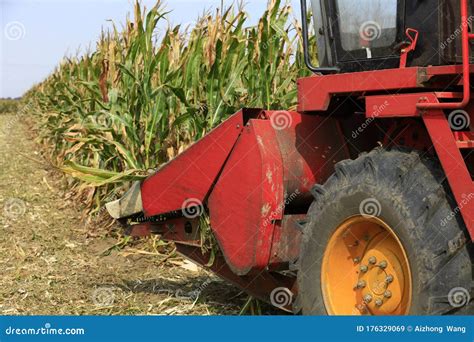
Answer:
[[321, 215, 412, 315]]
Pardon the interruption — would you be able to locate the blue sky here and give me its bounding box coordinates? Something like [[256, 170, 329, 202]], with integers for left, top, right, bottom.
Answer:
[[0, 0, 301, 98]]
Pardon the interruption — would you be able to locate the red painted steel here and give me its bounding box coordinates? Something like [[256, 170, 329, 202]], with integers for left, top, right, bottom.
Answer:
[[141, 110, 248, 217], [297, 67, 424, 112], [298, 64, 474, 113], [399, 29, 419, 69], [208, 118, 284, 275], [136, 0, 474, 282], [366, 93, 437, 118], [208, 112, 349, 275], [299, 64, 473, 241], [422, 108, 474, 238], [382, 119, 433, 152], [455, 132, 474, 149]]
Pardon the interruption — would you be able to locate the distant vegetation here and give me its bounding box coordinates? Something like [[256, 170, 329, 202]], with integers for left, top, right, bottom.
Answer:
[[24, 0, 316, 213], [0, 98, 20, 114]]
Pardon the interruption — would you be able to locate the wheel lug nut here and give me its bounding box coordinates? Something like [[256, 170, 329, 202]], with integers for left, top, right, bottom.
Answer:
[[353, 257, 360, 264], [368, 256, 377, 265], [375, 299, 383, 307], [355, 280, 366, 289], [384, 290, 392, 298], [385, 275, 394, 283], [363, 294, 373, 303], [360, 265, 368, 273], [378, 260, 387, 269]]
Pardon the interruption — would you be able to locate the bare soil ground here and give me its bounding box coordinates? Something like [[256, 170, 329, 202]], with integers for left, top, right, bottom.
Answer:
[[0, 114, 249, 315]]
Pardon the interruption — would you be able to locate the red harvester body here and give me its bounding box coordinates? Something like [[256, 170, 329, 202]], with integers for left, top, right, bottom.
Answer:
[[107, 0, 474, 314]]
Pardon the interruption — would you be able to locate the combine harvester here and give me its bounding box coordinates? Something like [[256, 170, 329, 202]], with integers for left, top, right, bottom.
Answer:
[[107, 0, 474, 315]]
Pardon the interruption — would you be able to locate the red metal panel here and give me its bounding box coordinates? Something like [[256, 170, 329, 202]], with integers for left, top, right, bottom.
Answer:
[[267, 111, 350, 197], [365, 93, 437, 118], [141, 111, 246, 217], [208, 119, 284, 275], [455, 132, 474, 149], [208, 111, 349, 275], [425, 64, 474, 76], [297, 67, 423, 112], [298, 64, 474, 113], [422, 110, 474, 239]]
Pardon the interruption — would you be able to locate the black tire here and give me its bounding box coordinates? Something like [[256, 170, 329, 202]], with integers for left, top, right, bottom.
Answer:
[[296, 148, 473, 315]]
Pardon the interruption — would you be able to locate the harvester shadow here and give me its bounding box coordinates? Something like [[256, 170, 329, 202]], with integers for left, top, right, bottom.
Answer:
[[96, 276, 285, 314]]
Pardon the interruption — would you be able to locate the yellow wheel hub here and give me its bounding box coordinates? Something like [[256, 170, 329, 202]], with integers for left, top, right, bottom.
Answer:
[[321, 216, 412, 315]]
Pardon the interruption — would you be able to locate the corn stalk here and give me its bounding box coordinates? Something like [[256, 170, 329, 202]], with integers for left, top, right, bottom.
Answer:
[[26, 0, 315, 213]]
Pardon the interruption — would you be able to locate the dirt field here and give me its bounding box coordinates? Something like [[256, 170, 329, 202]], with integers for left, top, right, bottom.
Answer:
[[0, 113, 251, 315]]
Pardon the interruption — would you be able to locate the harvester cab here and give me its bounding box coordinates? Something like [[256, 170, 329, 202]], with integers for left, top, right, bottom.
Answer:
[[107, 0, 474, 315], [305, 0, 473, 72]]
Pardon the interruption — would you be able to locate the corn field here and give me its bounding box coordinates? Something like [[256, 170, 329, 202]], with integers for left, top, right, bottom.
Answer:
[[26, 0, 315, 214]]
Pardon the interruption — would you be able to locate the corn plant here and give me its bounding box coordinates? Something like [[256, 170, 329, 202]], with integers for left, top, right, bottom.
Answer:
[[26, 0, 315, 213]]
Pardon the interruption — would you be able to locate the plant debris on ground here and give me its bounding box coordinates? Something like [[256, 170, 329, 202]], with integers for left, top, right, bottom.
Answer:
[[0, 113, 264, 315]]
